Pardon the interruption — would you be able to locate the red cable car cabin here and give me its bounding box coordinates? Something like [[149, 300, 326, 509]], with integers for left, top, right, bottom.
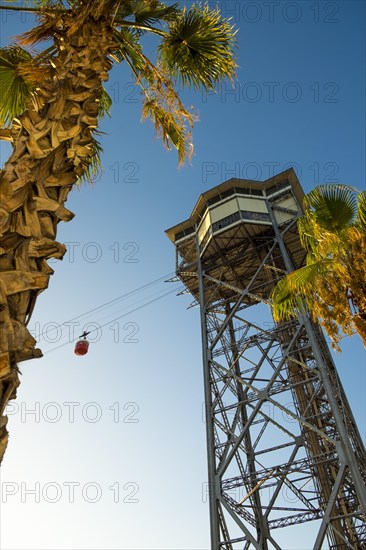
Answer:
[[74, 339, 89, 356]]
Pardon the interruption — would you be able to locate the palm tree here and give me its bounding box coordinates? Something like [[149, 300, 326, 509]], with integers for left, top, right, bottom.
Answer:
[[0, 0, 236, 462], [271, 184, 366, 350]]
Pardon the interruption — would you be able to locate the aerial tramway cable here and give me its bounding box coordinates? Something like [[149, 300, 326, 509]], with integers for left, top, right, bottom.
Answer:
[[38, 272, 184, 355], [37, 271, 177, 344], [59, 272, 178, 325]]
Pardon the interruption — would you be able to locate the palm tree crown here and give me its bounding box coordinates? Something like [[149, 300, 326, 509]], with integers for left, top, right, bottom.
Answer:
[[271, 184, 366, 350], [0, 0, 237, 165]]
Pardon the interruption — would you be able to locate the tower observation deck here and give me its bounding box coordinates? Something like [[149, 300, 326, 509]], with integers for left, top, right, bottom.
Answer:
[[166, 168, 366, 549]]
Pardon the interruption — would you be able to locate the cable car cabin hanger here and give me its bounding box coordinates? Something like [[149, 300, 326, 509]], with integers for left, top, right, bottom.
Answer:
[[74, 331, 90, 356]]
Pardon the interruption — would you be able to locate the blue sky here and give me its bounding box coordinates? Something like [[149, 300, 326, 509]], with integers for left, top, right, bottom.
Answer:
[[0, 1, 365, 549]]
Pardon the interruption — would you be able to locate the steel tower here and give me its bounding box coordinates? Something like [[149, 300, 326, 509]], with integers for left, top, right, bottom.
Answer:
[[166, 169, 366, 549]]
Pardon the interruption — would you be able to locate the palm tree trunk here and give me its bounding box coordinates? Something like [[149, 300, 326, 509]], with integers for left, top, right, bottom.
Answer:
[[0, 14, 115, 463]]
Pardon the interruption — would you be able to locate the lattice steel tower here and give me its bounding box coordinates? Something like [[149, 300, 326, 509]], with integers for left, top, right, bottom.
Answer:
[[166, 169, 366, 549]]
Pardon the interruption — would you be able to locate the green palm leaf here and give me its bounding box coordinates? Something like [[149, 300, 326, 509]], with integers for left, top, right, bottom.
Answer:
[[111, 28, 146, 73], [116, 0, 180, 25], [0, 46, 34, 125], [98, 85, 112, 118], [271, 276, 304, 322], [112, 26, 195, 165], [357, 191, 366, 231], [271, 260, 331, 321], [158, 3, 237, 91], [286, 260, 331, 291], [142, 98, 191, 165], [304, 184, 358, 232], [78, 133, 104, 185], [297, 214, 318, 255]]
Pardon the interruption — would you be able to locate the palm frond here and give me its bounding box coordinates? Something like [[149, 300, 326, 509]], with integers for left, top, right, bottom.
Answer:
[[271, 276, 304, 322], [78, 133, 104, 185], [304, 184, 358, 232], [20, 13, 65, 45], [98, 85, 112, 118], [271, 260, 332, 321], [287, 261, 331, 292], [357, 191, 366, 231], [0, 45, 35, 125], [158, 3, 237, 91], [113, 27, 196, 164], [142, 98, 192, 165], [116, 0, 180, 26], [135, 1, 180, 25], [297, 213, 319, 254], [111, 28, 146, 73]]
